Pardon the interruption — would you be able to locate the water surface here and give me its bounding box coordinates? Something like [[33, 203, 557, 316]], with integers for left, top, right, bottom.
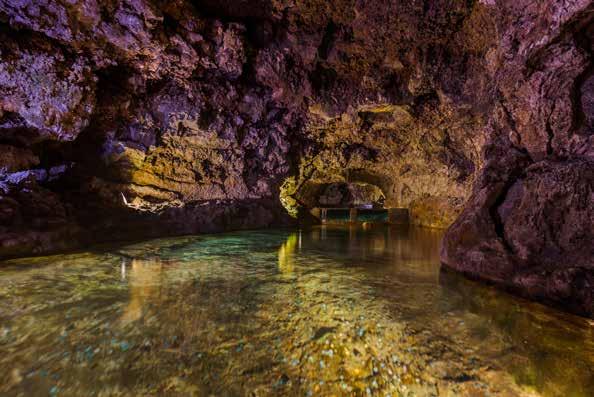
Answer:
[[1, 226, 593, 396]]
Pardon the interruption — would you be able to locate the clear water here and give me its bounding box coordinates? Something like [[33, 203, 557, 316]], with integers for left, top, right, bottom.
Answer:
[[0, 225, 592, 397]]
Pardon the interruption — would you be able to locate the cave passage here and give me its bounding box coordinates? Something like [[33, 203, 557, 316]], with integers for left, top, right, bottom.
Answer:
[[1, 0, 593, 395]]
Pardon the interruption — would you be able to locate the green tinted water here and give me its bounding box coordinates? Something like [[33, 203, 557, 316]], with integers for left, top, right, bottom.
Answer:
[[0, 226, 592, 396]]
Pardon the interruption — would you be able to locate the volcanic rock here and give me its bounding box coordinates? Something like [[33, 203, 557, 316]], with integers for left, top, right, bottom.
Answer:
[[0, 0, 592, 316]]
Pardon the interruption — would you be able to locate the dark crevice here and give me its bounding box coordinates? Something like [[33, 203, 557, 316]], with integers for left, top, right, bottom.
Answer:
[[383, 71, 414, 105], [192, 0, 264, 21], [161, 12, 181, 36], [411, 91, 440, 116], [30, 141, 71, 170], [310, 63, 338, 92], [488, 170, 524, 254], [569, 62, 594, 134], [69, 64, 139, 191], [73, 65, 134, 153], [318, 21, 338, 60], [545, 116, 555, 157], [244, 18, 276, 49], [569, 19, 594, 135], [98, 4, 116, 25]]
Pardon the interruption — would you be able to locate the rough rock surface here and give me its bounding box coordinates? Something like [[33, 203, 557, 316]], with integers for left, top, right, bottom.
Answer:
[[441, 0, 594, 318], [0, 1, 592, 316]]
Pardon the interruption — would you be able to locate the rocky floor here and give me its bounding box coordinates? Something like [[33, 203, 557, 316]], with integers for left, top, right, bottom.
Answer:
[[1, 227, 592, 396]]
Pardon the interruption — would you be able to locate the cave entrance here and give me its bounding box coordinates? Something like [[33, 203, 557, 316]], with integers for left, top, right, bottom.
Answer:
[[279, 169, 409, 225], [317, 182, 385, 209], [291, 181, 409, 225]]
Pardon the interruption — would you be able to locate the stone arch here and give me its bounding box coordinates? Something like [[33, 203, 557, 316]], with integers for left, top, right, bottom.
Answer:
[[289, 168, 391, 210]]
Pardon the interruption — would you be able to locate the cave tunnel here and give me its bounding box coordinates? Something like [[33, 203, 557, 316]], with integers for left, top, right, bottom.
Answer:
[[1, 1, 593, 395]]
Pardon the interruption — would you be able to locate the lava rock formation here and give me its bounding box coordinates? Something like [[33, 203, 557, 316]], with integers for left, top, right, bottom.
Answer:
[[0, 0, 592, 316]]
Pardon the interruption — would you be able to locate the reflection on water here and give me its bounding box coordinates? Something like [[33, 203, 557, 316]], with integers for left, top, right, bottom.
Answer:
[[278, 232, 299, 275], [120, 258, 165, 326], [0, 225, 593, 396]]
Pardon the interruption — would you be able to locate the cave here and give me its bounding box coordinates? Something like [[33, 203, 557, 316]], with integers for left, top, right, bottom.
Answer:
[[0, 0, 593, 395], [301, 181, 385, 209]]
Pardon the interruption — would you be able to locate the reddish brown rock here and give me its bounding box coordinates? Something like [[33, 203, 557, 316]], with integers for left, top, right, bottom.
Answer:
[[441, 0, 594, 317]]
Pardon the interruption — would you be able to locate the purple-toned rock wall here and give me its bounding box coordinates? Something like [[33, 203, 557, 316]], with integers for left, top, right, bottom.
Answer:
[[440, 0, 594, 317]]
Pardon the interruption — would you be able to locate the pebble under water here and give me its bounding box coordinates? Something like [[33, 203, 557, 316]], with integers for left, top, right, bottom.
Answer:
[[0, 225, 593, 396]]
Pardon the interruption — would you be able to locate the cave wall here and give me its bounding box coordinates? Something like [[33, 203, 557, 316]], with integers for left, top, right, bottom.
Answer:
[[441, 0, 594, 317], [0, 0, 592, 316], [0, 0, 493, 257]]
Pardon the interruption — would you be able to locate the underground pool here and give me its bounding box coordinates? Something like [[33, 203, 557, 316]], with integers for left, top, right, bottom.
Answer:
[[1, 225, 592, 396]]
